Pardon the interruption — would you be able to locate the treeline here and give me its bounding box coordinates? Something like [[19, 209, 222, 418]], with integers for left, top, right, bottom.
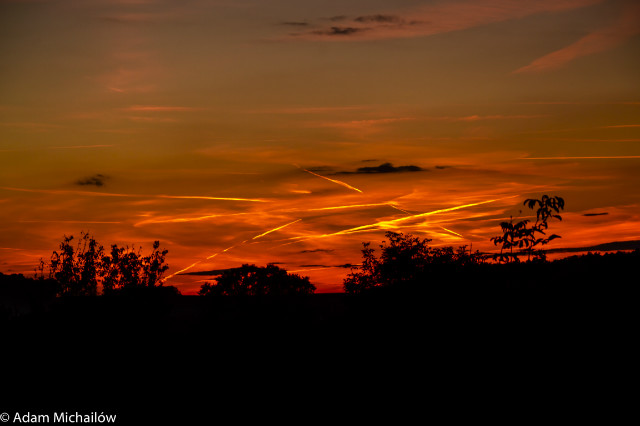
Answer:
[[343, 230, 639, 295], [34, 232, 173, 296], [6, 194, 635, 301]]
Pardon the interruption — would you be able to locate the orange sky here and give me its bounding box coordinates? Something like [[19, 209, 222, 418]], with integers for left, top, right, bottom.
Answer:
[[1, 0, 639, 293]]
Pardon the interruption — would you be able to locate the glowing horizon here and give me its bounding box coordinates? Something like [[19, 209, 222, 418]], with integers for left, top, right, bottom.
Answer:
[[1, 0, 639, 294]]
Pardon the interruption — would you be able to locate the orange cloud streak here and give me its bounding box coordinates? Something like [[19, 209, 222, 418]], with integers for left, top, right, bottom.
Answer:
[[515, 2, 640, 73], [0, 187, 267, 203]]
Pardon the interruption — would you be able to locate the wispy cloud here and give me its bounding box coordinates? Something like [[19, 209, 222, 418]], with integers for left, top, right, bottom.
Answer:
[[123, 105, 201, 112], [514, 1, 640, 73], [285, 0, 602, 41], [0, 187, 268, 202]]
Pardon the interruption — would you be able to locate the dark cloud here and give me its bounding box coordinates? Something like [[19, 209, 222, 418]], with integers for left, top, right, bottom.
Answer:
[[298, 263, 359, 268], [76, 174, 107, 187], [314, 26, 367, 36], [338, 162, 423, 174], [300, 249, 334, 254], [435, 165, 453, 170], [307, 166, 335, 173], [583, 212, 609, 217], [281, 21, 309, 26], [325, 15, 349, 22], [545, 240, 640, 253], [361, 159, 379, 163], [181, 268, 229, 276], [354, 14, 401, 23]]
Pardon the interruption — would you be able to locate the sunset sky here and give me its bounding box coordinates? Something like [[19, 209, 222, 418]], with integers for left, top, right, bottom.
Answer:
[[1, 0, 639, 293]]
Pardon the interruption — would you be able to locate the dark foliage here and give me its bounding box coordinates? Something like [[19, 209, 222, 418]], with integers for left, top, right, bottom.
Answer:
[[491, 195, 564, 262], [343, 231, 482, 294], [36, 232, 170, 296], [198, 264, 315, 296]]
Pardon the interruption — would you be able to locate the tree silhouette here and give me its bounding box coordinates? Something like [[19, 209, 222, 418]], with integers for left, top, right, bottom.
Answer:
[[37, 233, 169, 296], [343, 231, 481, 294], [198, 264, 315, 296], [40, 232, 104, 296], [491, 195, 565, 262], [100, 241, 169, 294]]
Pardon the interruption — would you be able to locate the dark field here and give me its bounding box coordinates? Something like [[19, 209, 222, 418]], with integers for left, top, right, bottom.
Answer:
[[2, 251, 636, 423]]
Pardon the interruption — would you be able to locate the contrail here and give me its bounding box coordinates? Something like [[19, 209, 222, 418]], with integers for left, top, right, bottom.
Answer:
[[166, 220, 301, 279], [165, 261, 201, 280], [135, 212, 250, 226], [0, 187, 267, 202], [207, 242, 245, 260], [297, 166, 363, 193], [252, 219, 301, 240], [286, 196, 515, 243], [308, 202, 392, 211], [157, 194, 267, 202], [388, 204, 413, 215], [439, 226, 464, 238]]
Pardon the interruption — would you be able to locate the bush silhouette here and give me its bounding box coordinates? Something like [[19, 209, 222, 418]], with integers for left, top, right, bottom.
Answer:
[[37, 232, 170, 296], [198, 264, 315, 296], [343, 231, 482, 294]]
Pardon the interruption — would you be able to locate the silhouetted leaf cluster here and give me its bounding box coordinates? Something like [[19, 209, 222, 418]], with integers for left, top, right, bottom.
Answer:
[[198, 264, 315, 296], [491, 195, 564, 262], [36, 232, 170, 296], [343, 231, 483, 294]]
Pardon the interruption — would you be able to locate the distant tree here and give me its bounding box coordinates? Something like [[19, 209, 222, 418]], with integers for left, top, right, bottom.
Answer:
[[343, 231, 481, 294], [39, 232, 104, 296], [37, 233, 169, 296], [100, 241, 169, 294], [198, 264, 315, 296], [491, 195, 565, 262]]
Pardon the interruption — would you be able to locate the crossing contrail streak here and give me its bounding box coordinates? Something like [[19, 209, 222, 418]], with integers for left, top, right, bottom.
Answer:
[[297, 166, 363, 193], [252, 219, 302, 240]]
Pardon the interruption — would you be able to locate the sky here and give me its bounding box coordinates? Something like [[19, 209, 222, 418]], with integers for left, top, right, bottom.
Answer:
[[1, 0, 639, 293]]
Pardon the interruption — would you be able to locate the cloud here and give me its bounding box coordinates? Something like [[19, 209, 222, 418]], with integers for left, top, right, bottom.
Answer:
[[300, 249, 334, 254], [281, 21, 308, 26], [123, 105, 200, 112], [76, 174, 107, 187], [514, 1, 640, 73], [285, 0, 603, 41], [583, 212, 609, 217], [545, 239, 640, 253], [338, 162, 423, 174], [323, 15, 349, 22], [313, 26, 368, 36], [354, 14, 402, 24]]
